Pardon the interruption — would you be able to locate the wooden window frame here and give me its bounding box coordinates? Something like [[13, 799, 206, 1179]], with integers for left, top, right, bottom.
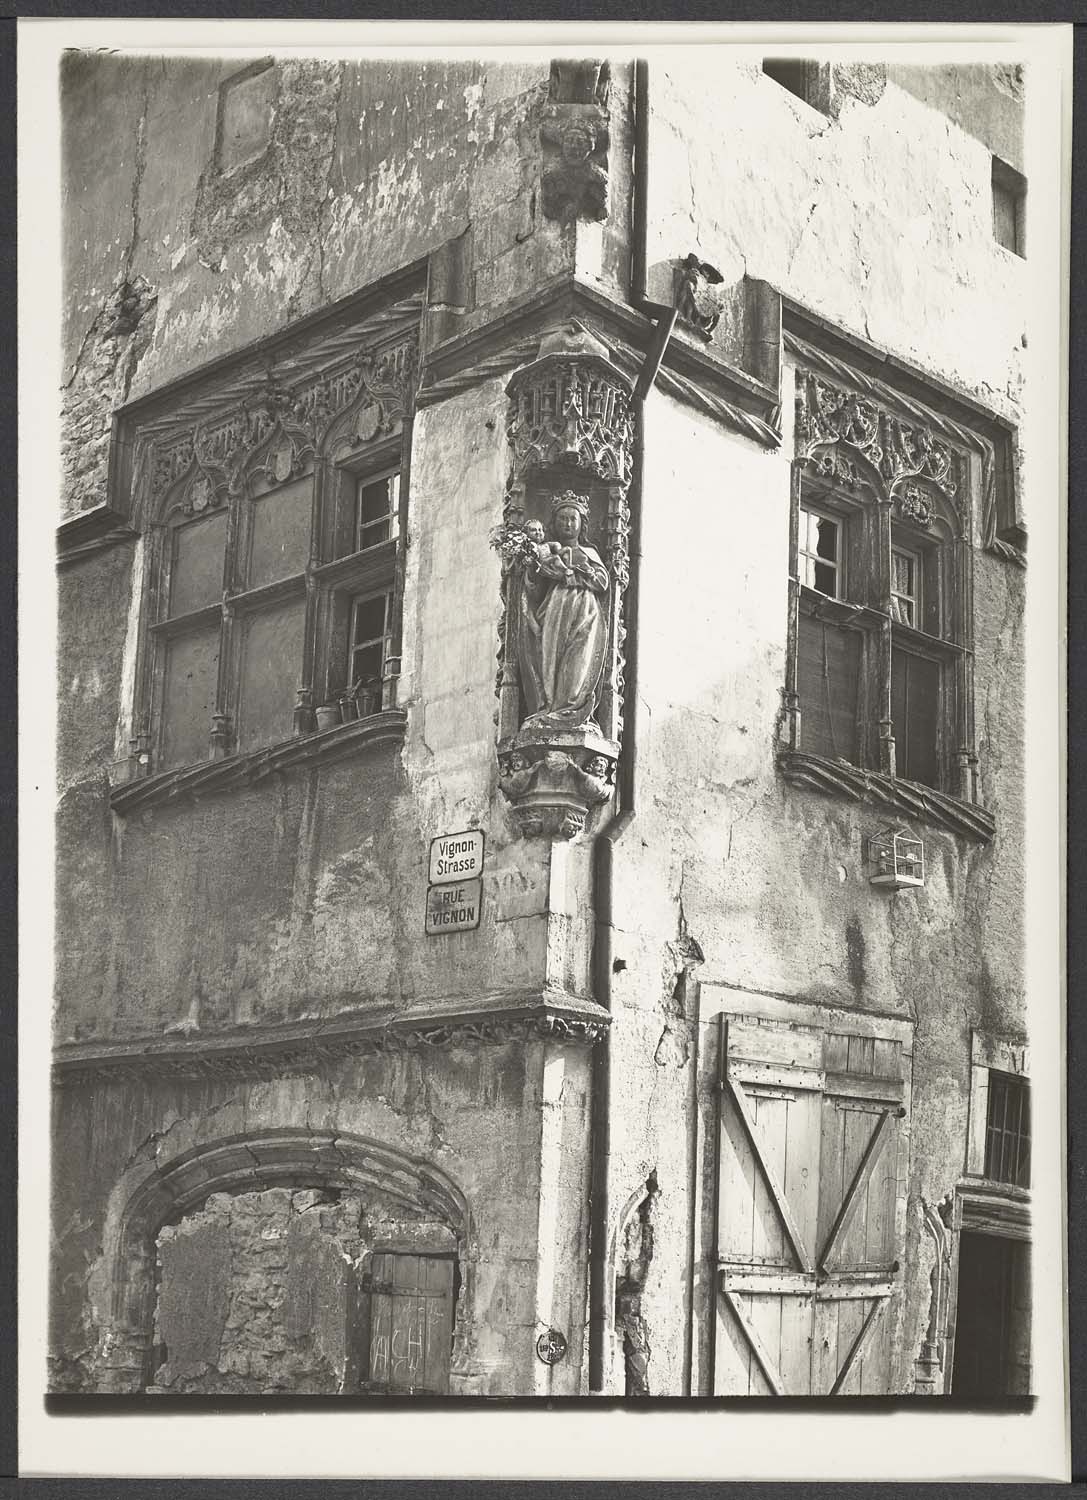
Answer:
[[785, 462, 975, 801], [141, 429, 407, 777]]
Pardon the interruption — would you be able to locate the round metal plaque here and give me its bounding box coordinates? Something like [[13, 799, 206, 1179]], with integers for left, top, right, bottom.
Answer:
[[536, 1328, 567, 1366]]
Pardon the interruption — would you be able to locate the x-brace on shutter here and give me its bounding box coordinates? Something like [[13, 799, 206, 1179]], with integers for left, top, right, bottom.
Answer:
[[714, 1012, 907, 1396]]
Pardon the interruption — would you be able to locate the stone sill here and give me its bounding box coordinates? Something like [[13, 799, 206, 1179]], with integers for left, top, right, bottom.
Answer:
[[777, 750, 996, 844], [53, 990, 611, 1085], [109, 709, 407, 815]]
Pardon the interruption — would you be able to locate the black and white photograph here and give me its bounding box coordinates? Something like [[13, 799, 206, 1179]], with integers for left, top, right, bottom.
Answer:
[[20, 17, 1070, 1484]]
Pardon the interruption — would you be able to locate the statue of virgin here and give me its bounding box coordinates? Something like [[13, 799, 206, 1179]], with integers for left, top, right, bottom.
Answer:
[[515, 492, 610, 732]]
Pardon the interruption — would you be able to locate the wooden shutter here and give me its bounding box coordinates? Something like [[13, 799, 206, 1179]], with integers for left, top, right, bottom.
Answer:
[[715, 1014, 906, 1396], [891, 647, 940, 788], [797, 612, 861, 762], [362, 1252, 455, 1394]]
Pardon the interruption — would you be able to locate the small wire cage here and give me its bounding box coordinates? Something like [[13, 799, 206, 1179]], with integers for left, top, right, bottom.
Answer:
[[868, 826, 925, 889]]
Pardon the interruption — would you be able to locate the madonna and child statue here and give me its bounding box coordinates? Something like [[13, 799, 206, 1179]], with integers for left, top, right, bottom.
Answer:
[[506, 491, 610, 732], [492, 488, 619, 838]]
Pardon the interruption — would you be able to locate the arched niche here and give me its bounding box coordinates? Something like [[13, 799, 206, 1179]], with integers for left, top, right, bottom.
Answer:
[[97, 1129, 474, 1393]]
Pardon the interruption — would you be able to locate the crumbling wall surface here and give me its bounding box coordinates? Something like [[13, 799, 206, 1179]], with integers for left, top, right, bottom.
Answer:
[[59, 54, 585, 524], [647, 58, 1026, 416], [51, 1035, 592, 1396], [150, 1187, 455, 1395], [53, 379, 565, 1045]]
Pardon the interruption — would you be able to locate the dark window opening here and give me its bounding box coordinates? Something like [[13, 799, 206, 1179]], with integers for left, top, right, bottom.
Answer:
[[951, 1233, 1031, 1397], [216, 59, 276, 175], [985, 1071, 1031, 1188], [891, 647, 940, 790], [763, 58, 815, 105], [347, 589, 393, 715], [992, 156, 1026, 258]]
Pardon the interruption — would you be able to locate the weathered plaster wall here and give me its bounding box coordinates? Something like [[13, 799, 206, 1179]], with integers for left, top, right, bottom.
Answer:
[[646, 58, 1027, 423], [51, 1034, 592, 1395], [606, 370, 1025, 1391]]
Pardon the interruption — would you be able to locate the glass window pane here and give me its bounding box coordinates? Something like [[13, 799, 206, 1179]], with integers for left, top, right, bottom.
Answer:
[[169, 510, 227, 617], [351, 593, 389, 646], [248, 475, 312, 590], [355, 473, 399, 552], [815, 516, 838, 561], [237, 596, 306, 752], [813, 561, 837, 596], [160, 624, 219, 768]]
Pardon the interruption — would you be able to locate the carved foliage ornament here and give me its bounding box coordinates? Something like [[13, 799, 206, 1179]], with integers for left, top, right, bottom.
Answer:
[[795, 369, 961, 520], [149, 339, 416, 515]]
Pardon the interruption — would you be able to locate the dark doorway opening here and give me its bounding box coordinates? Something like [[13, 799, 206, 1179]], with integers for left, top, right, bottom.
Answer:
[[951, 1231, 1032, 1397]]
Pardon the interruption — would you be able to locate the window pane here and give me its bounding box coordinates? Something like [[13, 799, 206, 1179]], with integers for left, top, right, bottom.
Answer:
[[169, 510, 227, 617], [248, 475, 312, 590], [984, 1072, 1031, 1188], [814, 516, 838, 562], [160, 624, 219, 769], [352, 593, 388, 645], [355, 473, 399, 552], [237, 596, 306, 752], [799, 508, 840, 597], [891, 649, 940, 787], [797, 613, 860, 762]]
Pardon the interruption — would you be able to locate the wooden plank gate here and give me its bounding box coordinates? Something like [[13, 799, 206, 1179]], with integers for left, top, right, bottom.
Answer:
[[712, 1008, 910, 1396]]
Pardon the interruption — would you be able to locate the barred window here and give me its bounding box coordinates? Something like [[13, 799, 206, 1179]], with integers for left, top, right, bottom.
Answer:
[[984, 1070, 1031, 1188]]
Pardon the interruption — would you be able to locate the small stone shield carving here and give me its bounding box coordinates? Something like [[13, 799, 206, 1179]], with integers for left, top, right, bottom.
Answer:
[[356, 402, 382, 443], [273, 444, 293, 484]]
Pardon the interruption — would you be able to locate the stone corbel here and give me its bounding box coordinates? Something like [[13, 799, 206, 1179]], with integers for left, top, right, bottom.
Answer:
[[493, 320, 635, 840], [540, 59, 611, 223]]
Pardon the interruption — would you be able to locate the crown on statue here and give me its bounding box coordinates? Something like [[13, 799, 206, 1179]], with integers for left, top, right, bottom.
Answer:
[[550, 490, 591, 519]]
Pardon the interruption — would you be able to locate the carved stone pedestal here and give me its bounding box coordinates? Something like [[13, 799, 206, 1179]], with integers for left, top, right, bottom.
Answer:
[[498, 727, 618, 841]]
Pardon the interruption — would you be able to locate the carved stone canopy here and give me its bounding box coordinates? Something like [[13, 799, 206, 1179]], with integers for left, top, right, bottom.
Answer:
[[495, 321, 634, 840], [795, 367, 962, 521]]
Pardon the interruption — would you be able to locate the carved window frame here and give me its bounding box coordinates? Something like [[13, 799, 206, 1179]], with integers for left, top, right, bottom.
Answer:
[[111, 286, 420, 810], [780, 361, 991, 836]]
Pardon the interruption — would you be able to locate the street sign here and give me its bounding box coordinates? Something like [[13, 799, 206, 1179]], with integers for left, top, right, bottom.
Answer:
[[425, 877, 483, 935], [428, 829, 485, 885]]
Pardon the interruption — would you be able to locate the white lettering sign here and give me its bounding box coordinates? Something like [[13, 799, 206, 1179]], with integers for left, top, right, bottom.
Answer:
[[428, 829, 485, 885]]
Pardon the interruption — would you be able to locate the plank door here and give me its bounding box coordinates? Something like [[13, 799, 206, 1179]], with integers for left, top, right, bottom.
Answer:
[[715, 1014, 823, 1395], [811, 1031, 904, 1395], [362, 1252, 456, 1394], [714, 1016, 906, 1396]]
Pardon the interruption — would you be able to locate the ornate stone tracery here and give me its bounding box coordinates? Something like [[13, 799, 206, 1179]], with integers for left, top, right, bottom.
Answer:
[[494, 321, 635, 840], [795, 368, 961, 521], [148, 339, 415, 518]]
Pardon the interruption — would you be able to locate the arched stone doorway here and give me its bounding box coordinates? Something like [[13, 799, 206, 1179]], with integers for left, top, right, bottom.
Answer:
[[95, 1129, 473, 1394]]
